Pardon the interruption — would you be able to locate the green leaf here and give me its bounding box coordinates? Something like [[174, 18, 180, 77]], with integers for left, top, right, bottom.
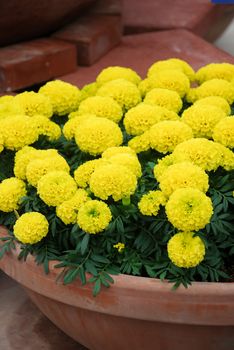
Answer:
[[93, 279, 101, 297], [80, 234, 90, 255]]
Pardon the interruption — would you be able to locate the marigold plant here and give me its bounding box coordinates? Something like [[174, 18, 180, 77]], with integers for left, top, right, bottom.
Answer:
[[0, 61, 234, 296]]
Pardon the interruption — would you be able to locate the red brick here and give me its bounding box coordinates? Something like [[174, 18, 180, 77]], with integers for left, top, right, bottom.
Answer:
[[89, 0, 122, 15], [0, 0, 95, 46], [0, 38, 77, 92], [122, 0, 234, 41], [60, 29, 234, 88], [52, 14, 122, 66]]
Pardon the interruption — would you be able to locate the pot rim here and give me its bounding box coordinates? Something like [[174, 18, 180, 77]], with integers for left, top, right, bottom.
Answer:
[[1, 226, 234, 326]]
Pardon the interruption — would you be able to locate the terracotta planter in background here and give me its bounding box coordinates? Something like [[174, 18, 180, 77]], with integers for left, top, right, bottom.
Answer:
[[0, 226, 234, 350]]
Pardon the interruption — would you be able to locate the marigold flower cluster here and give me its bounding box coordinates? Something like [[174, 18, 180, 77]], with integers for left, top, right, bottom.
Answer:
[[0, 59, 233, 279]]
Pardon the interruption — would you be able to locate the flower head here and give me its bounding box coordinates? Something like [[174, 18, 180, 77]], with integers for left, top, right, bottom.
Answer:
[[14, 212, 49, 244], [78, 96, 123, 123], [39, 80, 81, 116], [75, 117, 123, 155], [144, 88, 182, 113], [14, 147, 58, 180], [102, 146, 136, 159], [153, 154, 175, 182], [63, 114, 96, 140], [165, 188, 213, 231], [167, 232, 205, 268], [149, 121, 193, 154], [96, 79, 141, 111], [138, 190, 166, 216], [213, 117, 234, 149], [107, 153, 142, 177], [90, 164, 137, 201], [14, 91, 53, 118], [196, 63, 234, 84], [172, 138, 223, 171], [96, 66, 141, 86], [77, 200, 112, 234], [56, 189, 90, 225], [159, 162, 209, 197], [146, 70, 190, 98], [181, 105, 226, 138], [124, 103, 179, 136], [0, 115, 38, 150], [31, 115, 61, 141], [74, 159, 108, 188], [194, 96, 231, 115], [26, 155, 70, 187], [192, 79, 234, 104], [113, 242, 125, 253], [37, 171, 77, 206], [128, 131, 151, 153], [0, 177, 26, 212], [147, 58, 195, 81]]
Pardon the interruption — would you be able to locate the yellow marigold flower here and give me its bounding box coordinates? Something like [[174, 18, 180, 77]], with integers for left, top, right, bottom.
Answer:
[[194, 96, 231, 115], [0, 133, 4, 153], [63, 114, 96, 140], [26, 155, 70, 187], [96, 79, 141, 111], [78, 96, 123, 123], [144, 88, 182, 113], [196, 63, 234, 84], [77, 200, 112, 234], [107, 153, 142, 177], [90, 164, 137, 201], [102, 146, 136, 159], [74, 159, 108, 188], [167, 232, 205, 268], [149, 120, 193, 154], [172, 138, 223, 171], [128, 130, 151, 153], [214, 143, 234, 171], [0, 99, 24, 120], [138, 78, 152, 98], [148, 58, 195, 81], [113, 242, 125, 253], [213, 117, 234, 149], [0, 95, 14, 104], [14, 212, 49, 244], [153, 154, 175, 182], [39, 80, 81, 116], [14, 147, 58, 180], [186, 88, 197, 103], [138, 190, 166, 216], [166, 187, 213, 231], [124, 103, 179, 136], [96, 66, 141, 86], [37, 171, 77, 207], [79, 82, 98, 102], [31, 115, 61, 141], [193, 79, 234, 104], [75, 117, 123, 155], [0, 177, 26, 212], [56, 189, 90, 225], [181, 105, 226, 138], [0, 115, 38, 150], [159, 162, 209, 197], [14, 91, 53, 118], [146, 70, 190, 98]]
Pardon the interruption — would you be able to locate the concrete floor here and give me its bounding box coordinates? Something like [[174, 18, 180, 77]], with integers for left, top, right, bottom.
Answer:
[[0, 18, 234, 350], [0, 271, 86, 349]]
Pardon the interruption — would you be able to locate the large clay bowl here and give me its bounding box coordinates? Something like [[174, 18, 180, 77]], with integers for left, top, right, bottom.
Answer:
[[0, 226, 234, 350], [0, 0, 95, 46]]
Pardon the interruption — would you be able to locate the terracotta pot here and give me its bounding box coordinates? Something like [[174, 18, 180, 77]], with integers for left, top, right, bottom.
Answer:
[[0, 0, 95, 46], [0, 226, 234, 350]]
